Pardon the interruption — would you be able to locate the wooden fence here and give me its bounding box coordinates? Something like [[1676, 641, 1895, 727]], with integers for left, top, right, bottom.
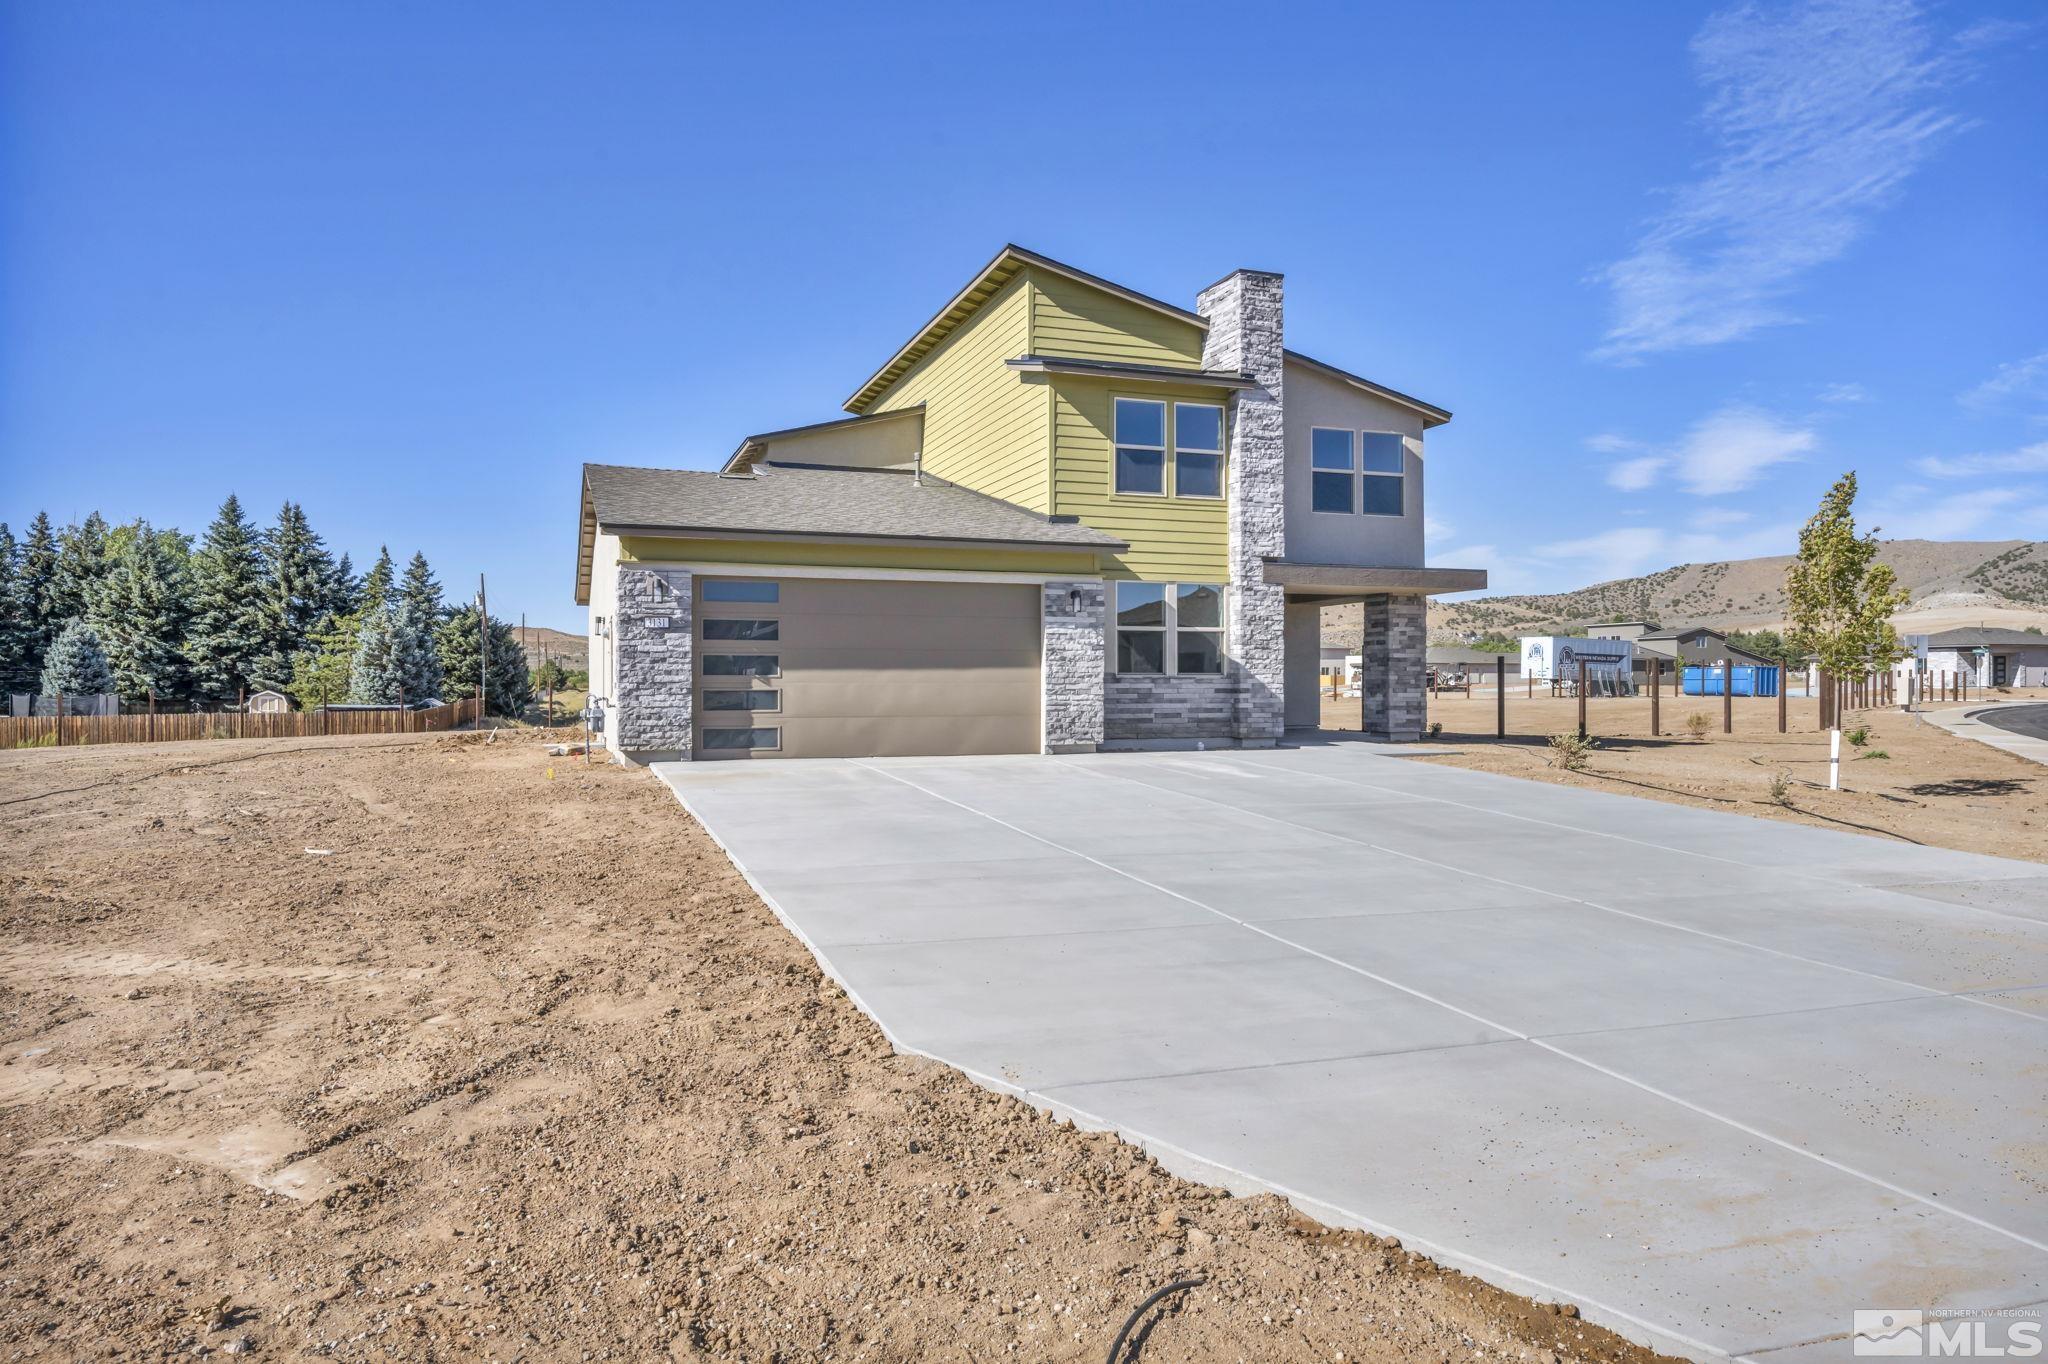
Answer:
[[1, 696, 483, 750]]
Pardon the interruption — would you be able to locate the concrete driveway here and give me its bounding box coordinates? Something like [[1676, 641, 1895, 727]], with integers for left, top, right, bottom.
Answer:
[[654, 742, 2048, 1361]]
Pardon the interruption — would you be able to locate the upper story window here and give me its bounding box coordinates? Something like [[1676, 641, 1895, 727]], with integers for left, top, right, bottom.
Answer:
[[1311, 429, 1355, 513], [1114, 398, 1226, 498], [1360, 432, 1405, 516], [1114, 581, 1225, 675], [1114, 398, 1166, 495], [1173, 403, 1224, 498], [1310, 428, 1407, 518]]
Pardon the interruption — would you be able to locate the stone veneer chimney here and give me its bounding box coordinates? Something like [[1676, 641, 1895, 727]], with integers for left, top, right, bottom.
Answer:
[[1195, 270, 1287, 745]]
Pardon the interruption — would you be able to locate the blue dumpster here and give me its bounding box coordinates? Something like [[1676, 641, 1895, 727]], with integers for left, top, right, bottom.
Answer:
[[1683, 665, 1779, 697]]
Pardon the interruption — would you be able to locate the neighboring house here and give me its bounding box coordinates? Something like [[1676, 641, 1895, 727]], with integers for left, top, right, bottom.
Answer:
[[1926, 628, 2048, 689], [575, 244, 1483, 762], [1587, 623, 1774, 675]]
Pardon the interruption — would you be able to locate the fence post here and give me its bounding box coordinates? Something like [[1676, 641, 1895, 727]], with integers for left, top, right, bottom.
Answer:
[[1495, 655, 1505, 738], [1577, 658, 1588, 740], [1650, 658, 1661, 735], [1777, 666, 1787, 733], [1723, 659, 1733, 734], [56, 692, 64, 747]]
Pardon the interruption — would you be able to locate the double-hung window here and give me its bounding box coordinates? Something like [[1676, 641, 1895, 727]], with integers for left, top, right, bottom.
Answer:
[[1359, 432, 1405, 516], [1113, 398, 1166, 495], [1115, 581, 1224, 675], [1311, 428, 1355, 513], [1173, 403, 1224, 498]]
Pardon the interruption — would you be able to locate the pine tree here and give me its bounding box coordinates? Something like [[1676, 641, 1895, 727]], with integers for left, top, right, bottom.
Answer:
[[48, 512, 112, 631], [185, 495, 269, 705], [19, 512, 60, 665], [435, 604, 531, 716], [348, 607, 405, 704], [93, 522, 193, 701], [327, 552, 361, 620], [394, 597, 443, 700], [0, 523, 36, 694], [40, 619, 115, 697], [359, 547, 396, 616], [251, 502, 335, 692], [399, 551, 442, 620]]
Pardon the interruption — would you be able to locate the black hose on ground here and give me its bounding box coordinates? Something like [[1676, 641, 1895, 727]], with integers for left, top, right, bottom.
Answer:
[[1104, 1275, 1206, 1364]]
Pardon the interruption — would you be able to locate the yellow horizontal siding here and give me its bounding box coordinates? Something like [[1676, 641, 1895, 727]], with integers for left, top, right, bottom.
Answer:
[[619, 535, 1101, 577], [1050, 380, 1229, 582], [867, 272, 1050, 513], [1027, 266, 1206, 369]]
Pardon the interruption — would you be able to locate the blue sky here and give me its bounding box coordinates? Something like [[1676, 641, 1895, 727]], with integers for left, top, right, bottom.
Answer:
[[2, 1, 2043, 630]]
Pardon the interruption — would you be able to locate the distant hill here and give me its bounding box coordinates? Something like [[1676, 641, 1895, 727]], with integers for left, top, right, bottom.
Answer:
[[517, 626, 587, 672], [1321, 539, 2048, 646]]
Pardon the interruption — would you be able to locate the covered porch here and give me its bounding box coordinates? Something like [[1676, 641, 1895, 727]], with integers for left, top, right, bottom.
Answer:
[[1267, 561, 1488, 742]]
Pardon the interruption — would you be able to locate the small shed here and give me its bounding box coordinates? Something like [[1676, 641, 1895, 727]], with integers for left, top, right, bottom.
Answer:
[[246, 690, 291, 714]]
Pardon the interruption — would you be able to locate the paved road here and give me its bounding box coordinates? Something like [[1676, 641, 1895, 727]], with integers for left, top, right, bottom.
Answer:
[[1983, 702, 2048, 742], [656, 743, 2048, 1361]]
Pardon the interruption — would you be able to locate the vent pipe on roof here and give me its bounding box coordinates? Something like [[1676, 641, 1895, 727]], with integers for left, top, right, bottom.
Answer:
[[913, 446, 923, 487]]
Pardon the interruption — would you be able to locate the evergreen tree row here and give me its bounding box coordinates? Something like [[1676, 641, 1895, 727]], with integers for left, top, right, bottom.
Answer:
[[0, 497, 529, 715]]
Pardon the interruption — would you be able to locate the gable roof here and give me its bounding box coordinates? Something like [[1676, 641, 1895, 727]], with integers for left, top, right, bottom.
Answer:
[[1927, 627, 2048, 647], [722, 405, 923, 474], [843, 244, 1206, 414]]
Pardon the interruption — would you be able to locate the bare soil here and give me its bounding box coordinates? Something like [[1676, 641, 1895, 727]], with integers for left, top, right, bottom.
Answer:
[[1, 732, 1671, 1363], [1321, 688, 2048, 864]]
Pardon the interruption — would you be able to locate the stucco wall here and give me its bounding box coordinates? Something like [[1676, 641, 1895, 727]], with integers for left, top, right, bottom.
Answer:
[[1281, 360, 1426, 568]]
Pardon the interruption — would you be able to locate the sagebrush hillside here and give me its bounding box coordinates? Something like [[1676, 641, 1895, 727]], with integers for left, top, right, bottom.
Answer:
[[1321, 539, 2048, 646]]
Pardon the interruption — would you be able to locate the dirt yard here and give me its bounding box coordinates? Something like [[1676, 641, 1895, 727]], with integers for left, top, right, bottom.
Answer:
[[1, 732, 1670, 1363], [1322, 687, 2048, 864]]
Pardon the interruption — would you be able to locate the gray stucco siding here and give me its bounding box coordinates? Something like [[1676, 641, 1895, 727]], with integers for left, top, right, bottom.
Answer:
[[1282, 360, 1426, 569]]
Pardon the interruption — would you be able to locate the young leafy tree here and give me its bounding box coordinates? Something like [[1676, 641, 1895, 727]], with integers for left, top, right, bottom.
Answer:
[[285, 611, 360, 712], [435, 604, 532, 716], [1727, 628, 1797, 668], [185, 495, 269, 705], [1784, 472, 1911, 750], [39, 619, 116, 697], [93, 522, 193, 701], [47, 512, 112, 631], [19, 512, 60, 663], [251, 502, 336, 692], [0, 524, 37, 693]]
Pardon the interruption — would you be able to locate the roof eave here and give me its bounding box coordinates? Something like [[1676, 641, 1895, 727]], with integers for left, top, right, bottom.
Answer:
[[720, 405, 926, 474], [597, 522, 1128, 555], [1004, 355, 1256, 389], [1285, 350, 1452, 428]]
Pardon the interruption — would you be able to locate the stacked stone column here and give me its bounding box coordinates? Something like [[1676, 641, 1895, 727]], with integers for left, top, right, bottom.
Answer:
[[1196, 269, 1288, 747], [1041, 580, 1105, 752], [612, 566, 694, 761], [1359, 592, 1427, 742]]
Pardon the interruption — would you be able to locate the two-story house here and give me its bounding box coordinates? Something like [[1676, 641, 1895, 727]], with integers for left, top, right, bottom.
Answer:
[[574, 245, 1485, 761]]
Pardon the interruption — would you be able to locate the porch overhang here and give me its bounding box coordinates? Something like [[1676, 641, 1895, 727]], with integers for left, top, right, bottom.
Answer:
[[1263, 560, 1487, 604]]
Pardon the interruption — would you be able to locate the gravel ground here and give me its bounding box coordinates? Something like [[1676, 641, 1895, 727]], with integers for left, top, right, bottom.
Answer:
[[1323, 689, 2048, 864], [0, 731, 1672, 1363]]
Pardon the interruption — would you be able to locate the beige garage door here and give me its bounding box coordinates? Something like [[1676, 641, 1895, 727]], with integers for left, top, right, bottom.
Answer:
[[693, 577, 1042, 759]]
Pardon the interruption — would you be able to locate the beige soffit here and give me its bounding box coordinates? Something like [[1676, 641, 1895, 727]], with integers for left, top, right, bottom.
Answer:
[[1262, 561, 1488, 595]]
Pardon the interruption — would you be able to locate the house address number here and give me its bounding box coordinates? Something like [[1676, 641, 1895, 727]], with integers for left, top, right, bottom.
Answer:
[[645, 616, 671, 630]]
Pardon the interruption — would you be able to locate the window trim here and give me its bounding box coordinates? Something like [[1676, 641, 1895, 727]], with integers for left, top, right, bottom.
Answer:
[[1307, 427, 1408, 518], [1113, 580, 1226, 677], [1112, 396, 1168, 498], [701, 653, 782, 679], [1171, 401, 1226, 500]]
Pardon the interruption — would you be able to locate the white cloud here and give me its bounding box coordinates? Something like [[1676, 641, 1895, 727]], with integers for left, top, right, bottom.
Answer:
[[1694, 507, 1753, 526], [1586, 433, 1650, 454], [1672, 406, 1816, 494], [1915, 440, 2048, 479], [1592, 0, 1992, 363], [1960, 351, 2048, 411], [1533, 521, 1799, 587], [1424, 515, 1454, 541], [1817, 382, 1869, 403], [1597, 405, 1815, 494], [1869, 485, 2048, 539], [1606, 456, 1667, 491]]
